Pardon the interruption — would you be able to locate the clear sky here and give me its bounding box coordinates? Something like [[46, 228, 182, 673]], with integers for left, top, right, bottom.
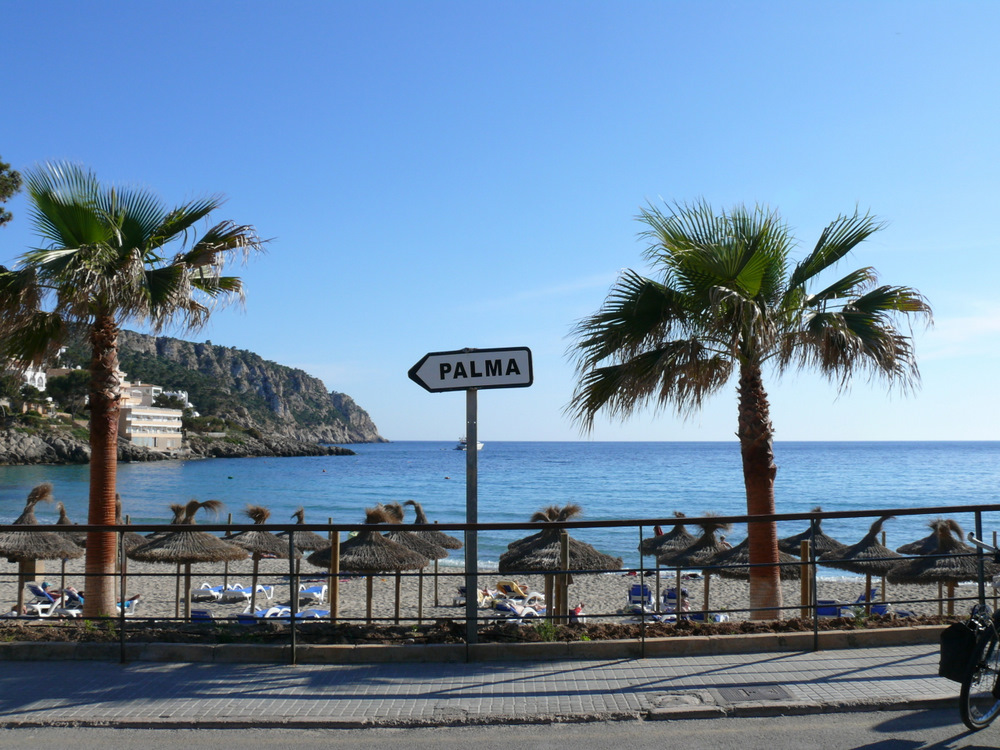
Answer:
[[3, 2, 998, 442]]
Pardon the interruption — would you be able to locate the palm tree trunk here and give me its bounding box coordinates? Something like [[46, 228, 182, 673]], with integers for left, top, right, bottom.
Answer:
[[82, 316, 121, 618], [738, 360, 782, 620]]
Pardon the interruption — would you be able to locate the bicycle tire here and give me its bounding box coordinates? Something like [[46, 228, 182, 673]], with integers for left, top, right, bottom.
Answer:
[[960, 627, 1000, 730]]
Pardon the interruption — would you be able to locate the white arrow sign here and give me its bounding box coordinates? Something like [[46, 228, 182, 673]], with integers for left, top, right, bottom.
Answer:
[[408, 347, 533, 392]]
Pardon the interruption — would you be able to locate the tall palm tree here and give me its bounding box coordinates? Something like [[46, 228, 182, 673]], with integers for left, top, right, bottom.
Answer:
[[0, 162, 265, 616], [567, 201, 930, 618]]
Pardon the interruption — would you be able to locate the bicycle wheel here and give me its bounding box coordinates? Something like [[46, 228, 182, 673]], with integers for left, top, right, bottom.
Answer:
[[960, 629, 1000, 730]]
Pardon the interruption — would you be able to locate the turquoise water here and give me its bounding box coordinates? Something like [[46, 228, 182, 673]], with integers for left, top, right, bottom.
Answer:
[[2, 441, 999, 570]]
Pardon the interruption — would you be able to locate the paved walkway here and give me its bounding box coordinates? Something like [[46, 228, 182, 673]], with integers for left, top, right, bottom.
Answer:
[[0, 644, 957, 728]]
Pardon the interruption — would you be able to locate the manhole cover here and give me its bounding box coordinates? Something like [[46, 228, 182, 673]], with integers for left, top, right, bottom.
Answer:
[[717, 685, 792, 702]]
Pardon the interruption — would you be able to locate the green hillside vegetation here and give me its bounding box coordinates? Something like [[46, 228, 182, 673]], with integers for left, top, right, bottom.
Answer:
[[58, 336, 352, 436]]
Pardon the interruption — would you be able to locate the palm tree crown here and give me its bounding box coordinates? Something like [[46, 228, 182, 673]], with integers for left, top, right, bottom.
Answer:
[[568, 200, 930, 618], [0, 162, 265, 616]]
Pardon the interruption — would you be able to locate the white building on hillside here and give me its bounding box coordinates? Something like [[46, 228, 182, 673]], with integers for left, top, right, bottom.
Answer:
[[118, 379, 184, 451]]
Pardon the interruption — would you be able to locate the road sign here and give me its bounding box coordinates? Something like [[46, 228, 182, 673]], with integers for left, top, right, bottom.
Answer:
[[408, 347, 533, 393]]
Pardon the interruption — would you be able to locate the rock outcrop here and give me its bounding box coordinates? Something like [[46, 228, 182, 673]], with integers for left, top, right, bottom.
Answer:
[[114, 330, 384, 444]]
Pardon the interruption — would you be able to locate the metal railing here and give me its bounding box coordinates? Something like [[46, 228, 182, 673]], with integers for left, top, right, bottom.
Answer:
[[2, 501, 1000, 663]]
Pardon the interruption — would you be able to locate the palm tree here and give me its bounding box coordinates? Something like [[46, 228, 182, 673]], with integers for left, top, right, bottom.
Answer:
[[0, 162, 265, 616], [567, 201, 930, 619]]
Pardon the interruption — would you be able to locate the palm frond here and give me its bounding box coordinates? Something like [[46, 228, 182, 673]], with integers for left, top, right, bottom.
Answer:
[[566, 341, 732, 430], [787, 211, 885, 291]]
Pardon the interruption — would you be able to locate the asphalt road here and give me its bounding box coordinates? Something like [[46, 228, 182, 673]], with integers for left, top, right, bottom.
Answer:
[[0, 709, 994, 750]]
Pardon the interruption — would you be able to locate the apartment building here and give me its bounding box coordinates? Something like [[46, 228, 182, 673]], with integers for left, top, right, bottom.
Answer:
[[118, 379, 185, 451]]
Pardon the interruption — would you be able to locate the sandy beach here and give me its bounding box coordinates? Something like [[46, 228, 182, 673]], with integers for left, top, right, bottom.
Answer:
[[1, 554, 981, 623]]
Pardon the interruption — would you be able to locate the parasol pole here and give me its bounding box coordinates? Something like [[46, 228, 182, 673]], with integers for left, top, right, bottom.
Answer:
[[250, 552, 260, 614], [174, 563, 181, 619], [365, 574, 373, 624], [418, 566, 424, 625], [183, 562, 193, 620], [394, 570, 401, 624]]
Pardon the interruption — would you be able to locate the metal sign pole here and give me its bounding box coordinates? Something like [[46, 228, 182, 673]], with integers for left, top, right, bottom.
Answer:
[[464, 388, 479, 646]]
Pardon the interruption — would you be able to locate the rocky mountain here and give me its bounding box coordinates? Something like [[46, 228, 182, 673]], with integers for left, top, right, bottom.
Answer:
[[111, 330, 384, 444]]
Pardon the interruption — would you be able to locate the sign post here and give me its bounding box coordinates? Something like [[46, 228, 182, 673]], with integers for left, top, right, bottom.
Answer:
[[409, 347, 532, 647]]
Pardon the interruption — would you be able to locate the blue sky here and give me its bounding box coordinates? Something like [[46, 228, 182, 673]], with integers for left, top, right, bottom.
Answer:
[[3, 2, 998, 442]]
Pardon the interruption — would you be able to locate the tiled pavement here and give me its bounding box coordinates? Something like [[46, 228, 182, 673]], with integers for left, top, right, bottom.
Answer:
[[0, 644, 957, 728]]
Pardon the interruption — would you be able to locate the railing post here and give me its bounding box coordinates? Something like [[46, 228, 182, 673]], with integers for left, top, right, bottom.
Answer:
[[289, 530, 297, 665], [975, 510, 985, 606], [810, 516, 819, 652]]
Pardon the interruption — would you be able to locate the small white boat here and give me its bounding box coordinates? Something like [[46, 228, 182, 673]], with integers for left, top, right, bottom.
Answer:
[[456, 437, 484, 451]]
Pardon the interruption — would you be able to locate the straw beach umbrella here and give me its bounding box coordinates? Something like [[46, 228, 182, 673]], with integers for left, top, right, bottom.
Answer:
[[306, 506, 428, 623], [277, 508, 330, 552], [778, 507, 847, 558], [229, 505, 301, 613], [403, 499, 461, 607], [54, 501, 86, 594], [402, 500, 463, 550], [639, 512, 696, 607], [887, 520, 994, 615], [896, 519, 965, 555], [500, 504, 623, 620], [639, 512, 696, 558], [657, 517, 732, 618], [500, 504, 623, 573], [381, 502, 447, 623], [819, 515, 903, 609], [708, 537, 803, 580], [0, 484, 83, 612], [128, 500, 246, 619], [146, 504, 186, 540], [55, 502, 87, 547]]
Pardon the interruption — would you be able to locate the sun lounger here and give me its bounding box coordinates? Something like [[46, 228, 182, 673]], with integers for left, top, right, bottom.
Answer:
[[298, 584, 327, 603], [219, 583, 274, 603], [191, 583, 225, 602], [24, 583, 62, 617], [496, 580, 529, 598]]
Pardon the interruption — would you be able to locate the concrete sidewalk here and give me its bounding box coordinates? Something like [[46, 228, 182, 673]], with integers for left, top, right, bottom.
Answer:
[[0, 643, 958, 728]]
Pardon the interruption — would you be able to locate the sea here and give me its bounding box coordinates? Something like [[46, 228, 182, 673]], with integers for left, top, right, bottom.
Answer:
[[1, 441, 999, 573]]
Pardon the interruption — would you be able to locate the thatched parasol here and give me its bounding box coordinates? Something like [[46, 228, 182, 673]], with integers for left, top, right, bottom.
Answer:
[[229, 505, 301, 612], [896, 519, 965, 555], [707, 537, 803, 580], [53, 501, 87, 595], [146, 503, 186, 540], [499, 504, 622, 621], [778, 507, 847, 558], [380, 502, 447, 623], [128, 500, 246, 619], [500, 504, 622, 573], [887, 520, 995, 615], [0, 484, 84, 613], [276, 508, 330, 551], [402, 499, 461, 608], [639, 512, 696, 557], [55, 503, 87, 547], [656, 517, 732, 618], [639, 512, 698, 606], [306, 507, 428, 623], [819, 516, 903, 609], [403, 500, 463, 550]]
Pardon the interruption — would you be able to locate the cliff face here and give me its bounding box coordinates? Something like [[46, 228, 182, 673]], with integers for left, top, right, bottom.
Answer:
[[116, 330, 384, 444]]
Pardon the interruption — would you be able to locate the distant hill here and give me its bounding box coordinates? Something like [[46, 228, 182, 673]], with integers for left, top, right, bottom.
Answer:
[[63, 331, 385, 444]]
